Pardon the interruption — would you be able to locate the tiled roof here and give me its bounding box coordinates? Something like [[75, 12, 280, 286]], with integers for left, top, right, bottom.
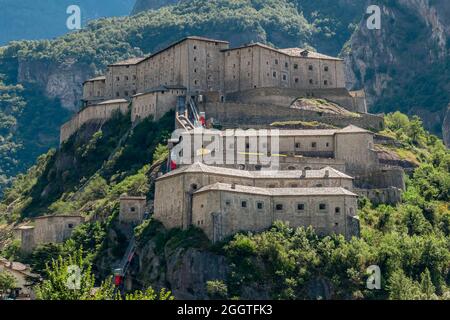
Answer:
[[338, 125, 372, 134], [96, 99, 128, 105], [33, 214, 84, 220], [83, 76, 106, 83], [184, 125, 369, 137], [223, 42, 342, 61], [140, 36, 229, 64], [195, 182, 357, 196], [278, 48, 342, 60], [132, 85, 187, 97], [109, 57, 146, 66], [158, 162, 352, 180]]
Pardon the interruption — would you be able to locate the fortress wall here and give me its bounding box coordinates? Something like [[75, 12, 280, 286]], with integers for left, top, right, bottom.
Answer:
[[60, 101, 129, 144], [192, 191, 358, 242], [334, 132, 379, 174], [132, 88, 186, 122], [83, 78, 106, 103], [354, 187, 402, 205], [223, 46, 345, 95], [204, 102, 384, 131], [354, 167, 405, 190], [33, 216, 84, 246], [106, 64, 139, 100], [224, 87, 357, 111]]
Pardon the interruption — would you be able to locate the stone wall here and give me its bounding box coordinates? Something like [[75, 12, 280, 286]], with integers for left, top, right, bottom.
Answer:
[[82, 77, 106, 105], [105, 63, 139, 100], [60, 100, 130, 144], [191, 187, 358, 242], [224, 87, 364, 113], [203, 102, 384, 131], [137, 38, 228, 95], [33, 215, 84, 245], [131, 87, 186, 122], [154, 164, 353, 232], [354, 187, 402, 205], [18, 215, 84, 252], [119, 195, 147, 224], [223, 45, 345, 95]]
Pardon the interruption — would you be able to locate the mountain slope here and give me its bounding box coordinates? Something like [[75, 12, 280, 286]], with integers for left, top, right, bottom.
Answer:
[[344, 0, 450, 139], [1, 111, 448, 300]]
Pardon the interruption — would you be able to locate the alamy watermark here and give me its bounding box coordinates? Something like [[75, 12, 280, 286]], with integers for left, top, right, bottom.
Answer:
[[366, 265, 381, 290], [66, 5, 81, 30], [66, 265, 81, 290], [170, 128, 281, 170], [366, 5, 381, 30]]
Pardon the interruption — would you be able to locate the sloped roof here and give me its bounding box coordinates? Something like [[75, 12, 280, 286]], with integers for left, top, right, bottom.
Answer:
[[157, 162, 352, 180], [338, 125, 372, 134], [109, 57, 146, 66], [195, 182, 356, 196], [83, 76, 106, 84], [132, 85, 187, 97], [96, 99, 128, 105], [223, 42, 342, 61]]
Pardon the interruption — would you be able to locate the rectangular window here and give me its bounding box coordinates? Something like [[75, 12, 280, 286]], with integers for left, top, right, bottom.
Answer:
[[282, 74, 287, 81], [276, 204, 283, 211], [308, 65, 313, 71], [312, 142, 317, 148], [294, 64, 298, 69], [324, 66, 329, 72], [297, 203, 305, 211], [335, 207, 341, 214], [241, 201, 247, 208], [273, 71, 277, 78], [319, 203, 327, 211], [257, 202, 264, 210], [294, 78, 299, 83]]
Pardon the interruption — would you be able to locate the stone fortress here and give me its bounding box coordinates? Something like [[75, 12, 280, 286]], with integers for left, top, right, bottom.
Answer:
[[54, 36, 407, 243]]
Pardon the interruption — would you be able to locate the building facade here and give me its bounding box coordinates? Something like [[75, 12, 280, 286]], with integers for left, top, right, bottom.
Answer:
[[192, 183, 359, 242], [119, 195, 147, 224], [153, 162, 354, 233], [16, 215, 85, 253]]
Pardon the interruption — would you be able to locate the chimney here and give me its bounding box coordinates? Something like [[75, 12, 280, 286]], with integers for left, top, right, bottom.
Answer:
[[231, 183, 236, 189], [324, 170, 330, 178]]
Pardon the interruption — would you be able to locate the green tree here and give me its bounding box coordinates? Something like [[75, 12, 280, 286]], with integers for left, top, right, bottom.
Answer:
[[35, 248, 116, 300], [125, 287, 174, 300], [0, 270, 16, 298], [206, 280, 228, 300]]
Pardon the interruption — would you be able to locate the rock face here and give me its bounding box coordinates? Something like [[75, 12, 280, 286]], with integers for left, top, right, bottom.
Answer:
[[17, 58, 94, 111], [344, 0, 450, 136], [133, 238, 228, 299], [443, 105, 450, 147]]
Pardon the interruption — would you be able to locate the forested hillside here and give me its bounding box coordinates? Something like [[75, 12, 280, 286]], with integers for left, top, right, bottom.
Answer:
[[0, 0, 366, 194], [0, 111, 448, 299]]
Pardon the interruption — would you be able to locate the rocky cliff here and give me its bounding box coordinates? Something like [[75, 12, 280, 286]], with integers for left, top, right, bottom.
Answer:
[[444, 105, 450, 147], [17, 58, 94, 111], [344, 0, 450, 137]]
